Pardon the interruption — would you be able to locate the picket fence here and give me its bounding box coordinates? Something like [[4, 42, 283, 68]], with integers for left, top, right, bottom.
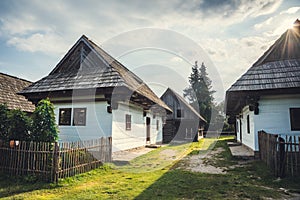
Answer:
[[0, 137, 112, 182]]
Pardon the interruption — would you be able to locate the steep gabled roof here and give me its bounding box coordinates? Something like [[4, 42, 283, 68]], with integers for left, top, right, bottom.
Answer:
[[0, 73, 35, 112], [20, 35, 171, 112], [161, 88, 206, 122], [225, 19, 300, 115]]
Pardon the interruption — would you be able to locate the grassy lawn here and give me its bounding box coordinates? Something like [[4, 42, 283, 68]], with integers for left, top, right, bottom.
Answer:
[[1, 136, 300, 199]]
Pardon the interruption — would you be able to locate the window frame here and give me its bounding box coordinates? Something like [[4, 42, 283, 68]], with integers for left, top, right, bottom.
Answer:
[[58, 108, 72, 126], [73, 108, 87, 126], [177, 109, 184, 118], [290, 108, 300, 131], [125, 114, 131, 131], [247, 115, 250, 134]]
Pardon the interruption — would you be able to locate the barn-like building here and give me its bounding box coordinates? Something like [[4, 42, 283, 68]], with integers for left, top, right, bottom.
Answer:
[[161, 88, 206, 143]]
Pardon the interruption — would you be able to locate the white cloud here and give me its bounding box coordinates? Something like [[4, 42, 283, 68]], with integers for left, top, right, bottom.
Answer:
[[254, 6, 300, 37], [0, 0, 295, 102], [280, 6, 300, 14], [200, 36, 275, 91], [7, 33, 68, 54]]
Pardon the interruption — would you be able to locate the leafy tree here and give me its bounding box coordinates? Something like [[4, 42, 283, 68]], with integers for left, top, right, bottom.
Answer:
[[0, 104, 10, 141], [184, 61, 215, 130], [31, 98, 58, 142], [8, 109, 31, 141]]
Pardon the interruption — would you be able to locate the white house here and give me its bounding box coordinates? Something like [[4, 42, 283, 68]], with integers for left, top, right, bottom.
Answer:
[[225, 19, 300, 156], [20, 35, 171, 152]]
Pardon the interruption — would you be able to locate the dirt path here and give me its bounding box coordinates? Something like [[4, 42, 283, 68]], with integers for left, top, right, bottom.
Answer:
[[112, 147, 155, 163], [175, 147, 228, 174]]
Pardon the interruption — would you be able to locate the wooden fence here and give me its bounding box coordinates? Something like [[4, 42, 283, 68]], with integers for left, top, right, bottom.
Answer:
[[258, 131, 300, 177], [0, 137, 112, 182]]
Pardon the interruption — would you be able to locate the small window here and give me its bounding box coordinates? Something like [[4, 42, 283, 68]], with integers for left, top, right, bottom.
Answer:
[[125, 114, 131, 131], [247, 115, 250, 134], [73, 108, 87, 126], [177, 109, 184, 118], [156, 120, 159, 131], [290, 108, 300, 131], [59, 108, 71, 125]]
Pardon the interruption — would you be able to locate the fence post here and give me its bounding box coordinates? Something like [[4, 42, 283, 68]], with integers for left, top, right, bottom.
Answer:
[[52, 142, 59, 183], [108, 137, 112, 162]]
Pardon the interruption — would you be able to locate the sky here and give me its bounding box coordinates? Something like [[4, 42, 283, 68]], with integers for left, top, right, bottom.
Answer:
[[0, 0, 299, 102]]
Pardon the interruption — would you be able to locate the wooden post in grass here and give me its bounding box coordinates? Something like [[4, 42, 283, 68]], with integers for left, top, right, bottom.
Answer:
[[52, 142, 59, 183]]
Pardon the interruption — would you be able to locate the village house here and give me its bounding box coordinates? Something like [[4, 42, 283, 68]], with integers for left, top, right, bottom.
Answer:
[[161, 88, 206, 143], [20, 35, 172, 152], [225, 19, 300, 156], [0, 73, 35, 113]]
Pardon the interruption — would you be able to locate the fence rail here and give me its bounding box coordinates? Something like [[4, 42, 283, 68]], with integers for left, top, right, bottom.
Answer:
[[0, 137, 112, 182], [258, 131, 300, 177]]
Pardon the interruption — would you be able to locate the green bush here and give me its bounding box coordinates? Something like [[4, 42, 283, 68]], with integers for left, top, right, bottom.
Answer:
[[8, 109, 31, 141], [31, 98, 58, 143]]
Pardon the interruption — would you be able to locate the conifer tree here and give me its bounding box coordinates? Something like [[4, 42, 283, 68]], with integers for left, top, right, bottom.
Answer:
[[184, 61, 215, 130]]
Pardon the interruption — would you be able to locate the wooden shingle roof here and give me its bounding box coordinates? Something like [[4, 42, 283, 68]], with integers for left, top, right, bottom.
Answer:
[[0, 73, 35, 112], [20, 35, 171, 112], [226, 19, 300, 115]]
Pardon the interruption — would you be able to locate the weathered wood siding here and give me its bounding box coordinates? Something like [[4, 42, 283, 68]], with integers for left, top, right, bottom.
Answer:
[[161, 91, 198, 120]]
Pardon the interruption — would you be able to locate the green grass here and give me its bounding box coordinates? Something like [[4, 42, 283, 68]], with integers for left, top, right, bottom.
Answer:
[[1, 136, 300, 199]]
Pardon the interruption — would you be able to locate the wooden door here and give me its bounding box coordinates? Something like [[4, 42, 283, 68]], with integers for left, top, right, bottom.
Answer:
[[239, 119, 242, 142], [146, 117, 151, 142]]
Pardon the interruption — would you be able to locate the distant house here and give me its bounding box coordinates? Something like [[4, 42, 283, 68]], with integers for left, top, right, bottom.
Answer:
[[20, 35, 172, 152], [160, 88, 206, 143], [225, 19, 300, 156], [0, 73, 35, 113]]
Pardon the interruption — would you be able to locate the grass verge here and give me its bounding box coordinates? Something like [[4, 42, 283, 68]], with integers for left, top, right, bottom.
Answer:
[[0, 136, 299, 199]]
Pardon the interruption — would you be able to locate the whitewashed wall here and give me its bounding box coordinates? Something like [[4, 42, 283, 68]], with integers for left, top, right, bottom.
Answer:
[[146, 112, 163, 145], [112, 103, 145, 152], [239, 106, 255, 150], [238, 94, 300, 151], [253, 94, 300, 150], [236, 120, 240, 142], [54, 101, 112, 142], [111, 103, 163, 152]]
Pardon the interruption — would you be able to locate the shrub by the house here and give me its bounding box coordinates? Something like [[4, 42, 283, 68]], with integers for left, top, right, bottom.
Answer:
[[31, 98, 58, 143], [0, 104, 10, 141], [0, 98, 58, 143], [8, 109, 31, 141]]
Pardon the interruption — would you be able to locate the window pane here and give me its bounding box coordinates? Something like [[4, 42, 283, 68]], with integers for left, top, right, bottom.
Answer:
[[126, 114, 131, 130], [177, 109, 183, 118], [290, 108, 300, 131], [73, 108, 87, 126], [247, 115, 250, 134], [59, 108, 71, 125], [156, 120, 159, 131]]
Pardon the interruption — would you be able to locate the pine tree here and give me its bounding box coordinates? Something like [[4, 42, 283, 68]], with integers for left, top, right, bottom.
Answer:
[[183, 61, 215, 130]]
